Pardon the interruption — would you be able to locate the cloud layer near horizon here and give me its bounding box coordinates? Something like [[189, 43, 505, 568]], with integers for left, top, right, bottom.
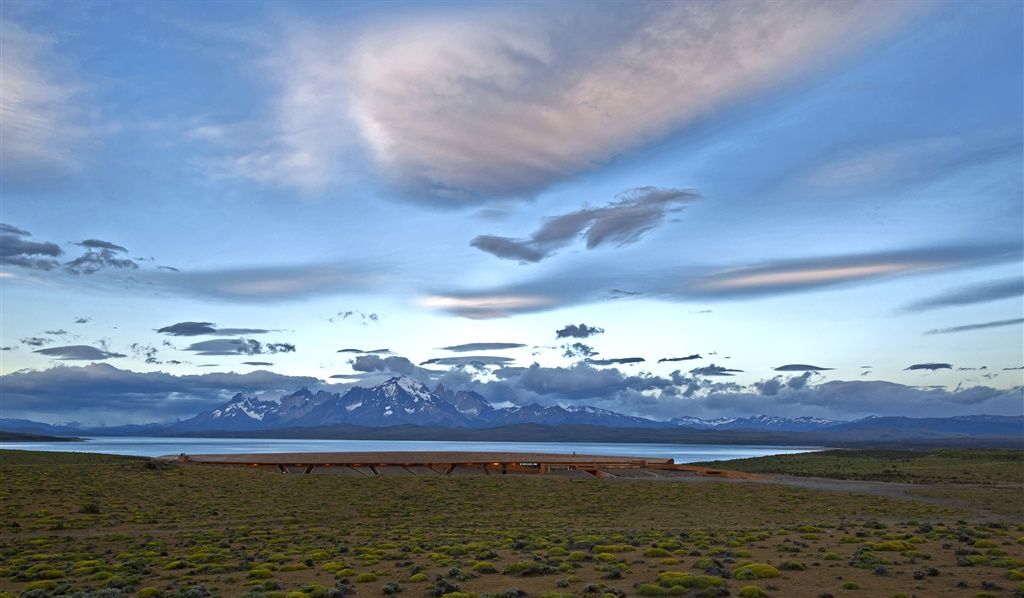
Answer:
[[5, 363, 1019, 426]]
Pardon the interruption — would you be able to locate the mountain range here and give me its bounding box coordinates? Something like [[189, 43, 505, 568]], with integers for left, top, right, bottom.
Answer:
[[2, 376, 1021, 444]]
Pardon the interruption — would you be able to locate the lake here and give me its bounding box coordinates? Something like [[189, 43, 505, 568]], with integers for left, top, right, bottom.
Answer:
[[2, 437, 821, 463]]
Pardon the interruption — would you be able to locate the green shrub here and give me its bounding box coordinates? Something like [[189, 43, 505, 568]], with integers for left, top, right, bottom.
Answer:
[[249, 568, 274, 579], [285, 593, 311, 598], [138, 588, 161, 598], [737, 587, 769, 598], [779, 560, 806, 571], [441, 593, 478, 598], [25, 580, 59, 591], [591, 545, 634, 553], [356, 573, 377, 583], [408, 573, 429, 583], [841, 582, 859, 589], [868, 541, 913, 552], [643, 548, 672, 558], [321, 562, 347, 574], [732, 564, 780, 580], [502, 561, 556, 576], [472, 562, 497, 573]]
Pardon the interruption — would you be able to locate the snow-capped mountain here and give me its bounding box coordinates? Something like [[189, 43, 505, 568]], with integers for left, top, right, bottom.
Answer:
[[149, 377, 854, 432], [668, 415, 841, 432], [434, 384, 495, 418], [297, 377, 469, 427], [492, 403, 672, 428], [169, 393, 281, 432]]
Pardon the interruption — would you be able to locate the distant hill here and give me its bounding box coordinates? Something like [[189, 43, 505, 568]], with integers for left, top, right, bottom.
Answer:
[[0, 430, 81, 442]]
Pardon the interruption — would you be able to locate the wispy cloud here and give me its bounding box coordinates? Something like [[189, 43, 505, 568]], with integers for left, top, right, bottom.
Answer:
[[0, 21, 88, 190], [439, 342, 526, 352], [204, 2, 913, 200], [426, 243, 1022, 318], [33, 345, 125, 360], [925, 317, 1024, 335], [903, 277, 1024, 313], [145, 262, 385, 302], [343, 2, 913, 201]]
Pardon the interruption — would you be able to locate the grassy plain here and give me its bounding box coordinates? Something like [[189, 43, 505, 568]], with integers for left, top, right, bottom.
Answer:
[[1, 449, 1022, 598]]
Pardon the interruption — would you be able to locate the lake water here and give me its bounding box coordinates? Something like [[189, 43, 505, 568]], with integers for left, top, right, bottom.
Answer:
[[1, 437, 821, 463]]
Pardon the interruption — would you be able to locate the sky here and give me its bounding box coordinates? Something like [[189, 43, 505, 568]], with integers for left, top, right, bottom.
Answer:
[[1, 0, 1022, 426]]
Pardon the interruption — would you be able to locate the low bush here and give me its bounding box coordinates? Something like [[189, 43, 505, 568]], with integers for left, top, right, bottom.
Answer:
[[731, 564, 780, 580]]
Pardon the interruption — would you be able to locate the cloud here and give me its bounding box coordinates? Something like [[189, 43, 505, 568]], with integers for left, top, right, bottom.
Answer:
[[472, 187, 697, 262], [904, 278, 1024, 312], [1, 226, 147, 275], [684, 381, 1023, 421], [690, 364, 744, 377], [774, 364, 833, 372], [658, 354, 702, 363], [684, 245, 1022, 299], [127, 343, 160, 364], [339, 2, 911, 200], [562, 342, 597, 360], [156, 321, 271, 336], [925, 318, 1024, 335], [337, 348, 392, 354], [145, 262, 383, 302], [19, 337, 50, 347], [184, 338, 296, 356], [0, 22, 87, 190], [0, 363, 324, 425], [242, 361, 274, 366], [33, 345, 125, 360], [157, 322, 218, 336], [608, 289, 642, 298], [349, 354, 438, 379], [420, 356, 516, 367], [556, 323, 605, 339], [0, 223, 62, 270], [440, 342, 526, 352], [328, 311, 381, 324], [418, 293, 558, 319], [64, 239, 138, 275], [754, 377, 783, 397], [587, 357, 645, 366], [905, 362, 953, 371], [426, 242, 1022, 318], [75, 239, 128, 252]]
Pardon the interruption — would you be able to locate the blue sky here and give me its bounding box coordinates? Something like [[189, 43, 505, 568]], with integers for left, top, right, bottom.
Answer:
[[1, 1, 1022, 426]]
